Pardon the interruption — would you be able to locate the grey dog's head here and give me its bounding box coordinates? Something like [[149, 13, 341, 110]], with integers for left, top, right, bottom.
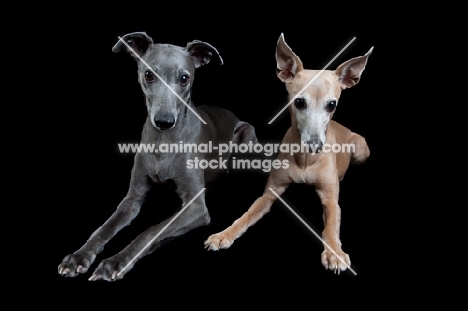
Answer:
[[112, 32, 223, 131]]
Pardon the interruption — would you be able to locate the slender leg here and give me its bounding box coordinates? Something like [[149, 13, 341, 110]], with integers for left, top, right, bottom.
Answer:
[[58, 154, 151, 277], [204, 169, 291, 250], [316, 174, 350, 274], [88, 171, 209, 281]]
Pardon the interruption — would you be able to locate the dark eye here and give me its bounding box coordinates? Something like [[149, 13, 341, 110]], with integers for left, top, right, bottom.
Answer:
[[180, 74, 189, 85], [294, 98, 307, 110], [145, 70, 155, 82], [326, 100, 336, 112]]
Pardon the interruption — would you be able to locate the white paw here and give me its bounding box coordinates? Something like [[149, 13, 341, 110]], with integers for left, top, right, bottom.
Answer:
[[321, 249, 351, 275], [204, 232, 234, 251]]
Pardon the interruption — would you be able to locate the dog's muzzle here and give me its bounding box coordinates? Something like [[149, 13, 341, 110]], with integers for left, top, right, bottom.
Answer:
[[154, 115, 176, 131]]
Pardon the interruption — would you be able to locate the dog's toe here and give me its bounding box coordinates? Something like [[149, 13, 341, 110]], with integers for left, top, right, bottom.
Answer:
[[58, 267, 70, 275], [219, 238, 233, 249], [204, 235, 220, 251], [88, 273, 103, 281], [76, 265, 88, 274], [207, 243, 219, 251]]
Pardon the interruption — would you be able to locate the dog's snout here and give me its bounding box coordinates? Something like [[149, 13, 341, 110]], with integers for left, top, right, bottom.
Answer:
[[154, 116, 175, 130], [307, 139, 324, 153]]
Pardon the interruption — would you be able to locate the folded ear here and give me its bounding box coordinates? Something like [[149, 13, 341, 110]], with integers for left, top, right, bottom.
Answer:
[[335, 47, 373, 89], [186, 40, 223, 68], [276, 33, 303, 83], [112, 32, 153, 59]]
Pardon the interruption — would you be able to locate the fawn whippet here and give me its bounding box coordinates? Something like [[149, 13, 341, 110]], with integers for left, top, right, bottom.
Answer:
[[205, 33, 372, 274], [58, 32, 257, 281]]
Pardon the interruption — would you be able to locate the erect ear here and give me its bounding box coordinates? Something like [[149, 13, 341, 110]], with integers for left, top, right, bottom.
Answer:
[[335, 47, 373, 89], [186, 40, 223, 68], [276, 33, 304, 83], [112, 32, 153, 59]]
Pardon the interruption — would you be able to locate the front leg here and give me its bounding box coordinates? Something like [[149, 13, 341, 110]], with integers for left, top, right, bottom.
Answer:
[[89, 171, 210, 281], [204, 168, 291, 250], [315, 174, 350, 274], [58, 154, 151, 277]]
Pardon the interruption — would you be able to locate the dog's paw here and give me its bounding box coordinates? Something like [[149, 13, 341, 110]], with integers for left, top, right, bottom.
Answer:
[[88, 255, 132, 282], [204, 231, 234, 251], [321, 249, 351, 275], [58, 252, 96, 277]]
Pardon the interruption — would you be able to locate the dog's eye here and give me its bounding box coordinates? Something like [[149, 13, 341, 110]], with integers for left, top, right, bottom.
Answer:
[[294, 98, 307, 110], [180, 75, 190, 85], [145, 70, 155, 82], [326, 101, 336, 112]]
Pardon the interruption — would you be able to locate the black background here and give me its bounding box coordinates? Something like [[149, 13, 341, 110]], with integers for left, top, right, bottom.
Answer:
[[28, 6, 408, 307]]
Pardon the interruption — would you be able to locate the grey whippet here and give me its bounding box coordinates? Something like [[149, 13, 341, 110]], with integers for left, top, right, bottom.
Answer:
[[205, 33, 372, 274], [58, 32, 257, 281]]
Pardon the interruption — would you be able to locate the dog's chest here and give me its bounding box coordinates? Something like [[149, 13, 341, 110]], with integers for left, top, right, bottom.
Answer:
[[143, 152, 184, 183], [289, 153, 327, 184], [290, 165, 320, 184]]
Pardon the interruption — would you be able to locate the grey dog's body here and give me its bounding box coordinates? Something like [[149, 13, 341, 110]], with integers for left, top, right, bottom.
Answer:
[[58, 32, 257, 281]]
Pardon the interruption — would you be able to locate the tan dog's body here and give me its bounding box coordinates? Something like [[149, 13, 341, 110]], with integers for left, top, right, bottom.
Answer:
[[205, 34, 373, 274]]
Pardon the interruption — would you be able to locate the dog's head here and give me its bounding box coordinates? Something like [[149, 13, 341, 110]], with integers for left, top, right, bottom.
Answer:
[[113, 32, 223, 131], [275, 33, 372, 152]]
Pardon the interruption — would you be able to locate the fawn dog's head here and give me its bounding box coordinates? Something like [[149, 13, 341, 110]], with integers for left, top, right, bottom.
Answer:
[[275, 33, 372, 152]]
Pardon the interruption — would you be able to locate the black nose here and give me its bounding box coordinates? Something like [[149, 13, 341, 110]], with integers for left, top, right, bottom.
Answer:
[[154, 116, 175, 130], [307, 140, 323, 153]]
